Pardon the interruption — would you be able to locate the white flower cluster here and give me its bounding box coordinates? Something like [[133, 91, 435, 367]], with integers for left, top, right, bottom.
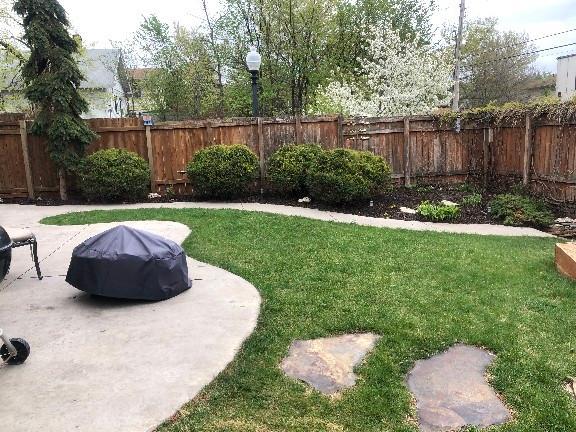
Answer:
[[317, 27, 453, 117]]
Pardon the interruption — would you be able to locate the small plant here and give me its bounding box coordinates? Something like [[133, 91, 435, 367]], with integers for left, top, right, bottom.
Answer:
[[306, 148, 391, 204], [187, 144, 259, 198], [462, 193, 482, 206], [489, 194, 554, 227], [165, 185, 176, 199], [77, 149, 150, 202], [267, 144, 323, 194], [417, 201, 460, 221]]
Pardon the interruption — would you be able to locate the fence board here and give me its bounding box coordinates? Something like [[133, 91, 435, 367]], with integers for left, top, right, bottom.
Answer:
[[1, 115, 576, 202]]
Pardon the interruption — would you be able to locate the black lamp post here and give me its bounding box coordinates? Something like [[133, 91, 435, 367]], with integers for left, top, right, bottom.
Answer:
[[246, 46, 262, 117]]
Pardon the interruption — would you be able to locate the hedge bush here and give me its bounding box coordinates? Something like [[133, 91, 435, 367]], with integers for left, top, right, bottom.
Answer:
[[306, 148, 391, 203], [187, 144, 259, 198], [267, 144, 323, 194], [489, 194, 554, 227], [78, 149, 150, 202]]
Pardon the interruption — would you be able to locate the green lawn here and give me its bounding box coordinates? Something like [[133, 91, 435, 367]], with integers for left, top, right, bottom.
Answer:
[[43, 209, 576, 431]]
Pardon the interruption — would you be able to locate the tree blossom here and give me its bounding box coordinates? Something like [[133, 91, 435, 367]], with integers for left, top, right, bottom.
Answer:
[[314, 27, 453, 116]]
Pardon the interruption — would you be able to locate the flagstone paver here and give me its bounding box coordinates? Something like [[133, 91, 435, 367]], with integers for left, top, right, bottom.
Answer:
[[281, 333, 380, 395], [407, 344, 511, 432]]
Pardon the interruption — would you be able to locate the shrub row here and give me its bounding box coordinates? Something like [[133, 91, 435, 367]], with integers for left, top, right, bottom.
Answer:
[[74, 147, 554, 230], [77, 144, 391, 204]]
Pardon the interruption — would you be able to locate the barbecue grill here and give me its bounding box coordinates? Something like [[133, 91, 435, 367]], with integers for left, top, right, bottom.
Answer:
[[0, 225, 11, 280], [0, 225, 31, 365]]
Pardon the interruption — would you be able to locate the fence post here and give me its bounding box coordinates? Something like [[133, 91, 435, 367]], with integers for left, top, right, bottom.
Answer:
[[19, 120, 34, 199], [337, 115, 344, 148], [257, 117, 265, 186], [403, 117, 411, 187], [205, 120, 214, 144], [145, 125, 156, 193], [295, 115, 302, 144], [483, 127, 491, 188], [523, 113, 533, 186]]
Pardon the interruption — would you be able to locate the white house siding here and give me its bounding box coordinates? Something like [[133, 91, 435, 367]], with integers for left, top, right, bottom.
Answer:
[[557, 54, 576, 101]]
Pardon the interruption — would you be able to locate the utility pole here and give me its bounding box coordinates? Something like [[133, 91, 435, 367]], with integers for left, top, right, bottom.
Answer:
[[452, 0, 466, 111]]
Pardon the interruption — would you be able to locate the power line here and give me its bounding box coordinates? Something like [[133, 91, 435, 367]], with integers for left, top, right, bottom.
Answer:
[[508, 27, 576, 48], [466, 41, 576, 69], [459, 41, 576, 80]]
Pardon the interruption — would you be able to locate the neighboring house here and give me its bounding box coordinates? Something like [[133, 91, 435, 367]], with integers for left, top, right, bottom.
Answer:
[[79, 49, 131, 118], [0, 49, 132, 118], [126, 68, 157, 114], [557, 53, 576, 101]]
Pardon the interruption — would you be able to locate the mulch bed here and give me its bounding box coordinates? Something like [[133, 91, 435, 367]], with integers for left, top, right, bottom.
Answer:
[[3, 184, 576, 230], [253, 186, 499, 224]]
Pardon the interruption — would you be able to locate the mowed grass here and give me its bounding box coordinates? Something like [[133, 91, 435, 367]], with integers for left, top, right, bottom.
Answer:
[[43, 209, 576, 431]]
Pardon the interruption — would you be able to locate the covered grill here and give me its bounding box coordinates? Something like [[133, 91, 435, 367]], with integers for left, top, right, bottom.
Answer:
[[0, 226, 12, 282], [66, 225, 192, 301]]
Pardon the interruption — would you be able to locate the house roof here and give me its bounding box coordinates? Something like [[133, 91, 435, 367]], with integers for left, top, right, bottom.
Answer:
[[127, 68, 156, 81], [557, 53, 576, 60]]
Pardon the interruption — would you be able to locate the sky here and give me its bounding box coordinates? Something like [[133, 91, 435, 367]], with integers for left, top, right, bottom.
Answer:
[[433, 0, 576, 72], [57, 0, 576, 73]]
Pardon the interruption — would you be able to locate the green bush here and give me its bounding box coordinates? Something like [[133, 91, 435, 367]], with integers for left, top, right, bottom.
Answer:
[[489, 194, 554, 227], [267, 144, 323, 194], [78, 149, 150, 202], [306, 148, 391, 203], [187, 144, 259, 198], [417, 201, 460, 221], [462, 193, 482, 206]]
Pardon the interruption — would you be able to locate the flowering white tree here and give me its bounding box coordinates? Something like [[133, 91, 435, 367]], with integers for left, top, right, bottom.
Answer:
[[314, 27, 453, 116]]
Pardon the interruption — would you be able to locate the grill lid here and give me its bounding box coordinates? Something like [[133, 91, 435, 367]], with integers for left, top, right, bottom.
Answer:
[[0, 226, 13, 252]]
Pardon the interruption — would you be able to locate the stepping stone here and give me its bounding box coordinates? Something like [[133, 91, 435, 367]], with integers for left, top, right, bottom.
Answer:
[[407, 344, 511, 432], [281, 333, 380, 395], [401, 206, 417, 214], [555, 243, 576, 280], [441, 200, 459, 207]]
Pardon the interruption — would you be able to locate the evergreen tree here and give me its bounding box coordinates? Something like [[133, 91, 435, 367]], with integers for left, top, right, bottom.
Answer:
[[14, 0, 96, 198]]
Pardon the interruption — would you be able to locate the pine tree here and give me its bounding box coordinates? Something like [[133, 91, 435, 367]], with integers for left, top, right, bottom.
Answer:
[[14, 0, 96, 199]]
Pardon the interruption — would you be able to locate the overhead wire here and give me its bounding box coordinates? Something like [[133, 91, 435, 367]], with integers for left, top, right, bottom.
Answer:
[[458, 41, 576, 80]]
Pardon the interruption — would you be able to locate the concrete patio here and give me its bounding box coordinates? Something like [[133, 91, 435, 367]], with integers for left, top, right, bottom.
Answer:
[[0, 209, 260, 432]]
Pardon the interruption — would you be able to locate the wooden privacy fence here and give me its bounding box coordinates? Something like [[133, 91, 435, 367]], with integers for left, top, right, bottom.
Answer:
[[1, 115, 576, 201]]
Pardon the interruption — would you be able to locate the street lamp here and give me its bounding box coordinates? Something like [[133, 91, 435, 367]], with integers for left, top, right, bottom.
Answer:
[[246, 46, 262, 117]]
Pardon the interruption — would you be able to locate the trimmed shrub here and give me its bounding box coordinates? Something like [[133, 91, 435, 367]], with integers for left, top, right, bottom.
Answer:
[[417, 201, 460, 221], [78, 149, 150, 202], [306, 148, 391, 203], [489, 194, 554, 227], [187, 144, 259, 198], [267, 144, 323, 194]]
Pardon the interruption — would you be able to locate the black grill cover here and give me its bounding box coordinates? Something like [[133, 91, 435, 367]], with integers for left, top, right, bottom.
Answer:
[[66, 225, 191, 301], [0, 226, 12, 282]]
